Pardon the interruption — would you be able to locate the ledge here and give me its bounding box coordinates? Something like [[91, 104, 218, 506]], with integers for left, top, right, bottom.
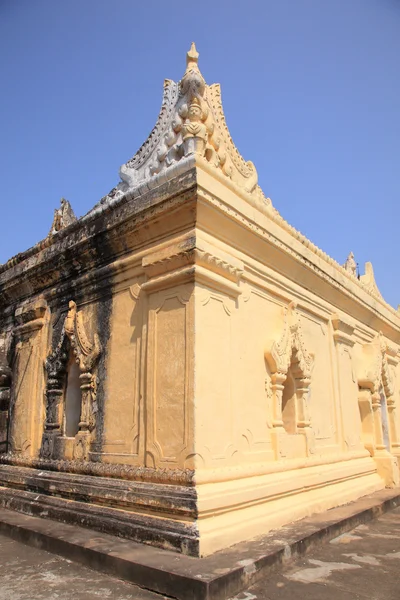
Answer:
[[0, 487, 399, 600]]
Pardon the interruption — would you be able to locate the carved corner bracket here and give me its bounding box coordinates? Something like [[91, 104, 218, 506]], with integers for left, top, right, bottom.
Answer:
[[141, 240, 244, 298], [331, 314, 355, 347]]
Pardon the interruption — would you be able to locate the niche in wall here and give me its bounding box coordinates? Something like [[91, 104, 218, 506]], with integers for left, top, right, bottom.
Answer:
[[281, 368, 296, 434], [64, 359, 81, 437]]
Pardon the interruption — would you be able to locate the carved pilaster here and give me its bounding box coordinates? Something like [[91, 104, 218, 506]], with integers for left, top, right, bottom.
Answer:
[[356, 332, 399, 486], [41, 331, 69, 459], [270, 372, 286, 429], [265, 302, 314, 459], [331, 315, 364, 453], [9, 299, 48, 458], [0, 350, 12, 454]]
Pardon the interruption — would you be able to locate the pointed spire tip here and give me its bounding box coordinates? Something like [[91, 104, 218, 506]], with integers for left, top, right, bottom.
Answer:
[[186, 42, 199, 68]]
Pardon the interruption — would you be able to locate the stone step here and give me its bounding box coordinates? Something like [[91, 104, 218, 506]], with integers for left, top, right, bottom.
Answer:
[[0, 487, 399, 600]]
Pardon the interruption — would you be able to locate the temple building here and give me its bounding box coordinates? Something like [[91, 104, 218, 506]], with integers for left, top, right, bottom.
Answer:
[[0, 44, 399, 557]]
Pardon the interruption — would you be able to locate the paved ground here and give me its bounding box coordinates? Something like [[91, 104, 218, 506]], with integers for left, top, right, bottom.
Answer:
[[0, 507, 399, 599], [0, 534, 164, 600], [239, 506, 400, 600]]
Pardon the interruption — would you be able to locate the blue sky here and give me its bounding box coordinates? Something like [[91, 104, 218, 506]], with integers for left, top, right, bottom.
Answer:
[[1, 0, 399, 307]]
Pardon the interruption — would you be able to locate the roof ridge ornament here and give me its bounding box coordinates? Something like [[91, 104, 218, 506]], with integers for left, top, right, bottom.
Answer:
[[343, 251, 357, 277], [48, 198, 77, 237], [186, 42, 199, 71], [99, 43, 271, 212], [360, 261, 384, 301]]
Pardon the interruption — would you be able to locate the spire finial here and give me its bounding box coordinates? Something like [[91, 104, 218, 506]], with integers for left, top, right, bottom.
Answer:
[[186, 42, 199, 70]]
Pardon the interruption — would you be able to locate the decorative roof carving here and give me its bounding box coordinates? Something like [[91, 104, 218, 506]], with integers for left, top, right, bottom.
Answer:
[[48, 198, 77, 236], [360, 262, 383, 300], [265, 302, 314, 380], [102, 43, 270, 209], [343, 252, 357, 277]]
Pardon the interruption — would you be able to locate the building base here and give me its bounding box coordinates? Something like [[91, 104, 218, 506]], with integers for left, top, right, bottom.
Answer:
[[0, 487, 399, 600]]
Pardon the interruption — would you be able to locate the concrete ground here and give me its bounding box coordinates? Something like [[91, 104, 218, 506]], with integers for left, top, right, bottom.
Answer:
[[0, 507, 399, 600], [241, 506, 400, 600], [0, 534, 165, 600]]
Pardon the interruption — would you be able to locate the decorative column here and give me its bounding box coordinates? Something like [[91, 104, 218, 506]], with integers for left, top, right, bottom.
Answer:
[[270, 372, 286, 429], [356, 332, 399, 487], [0, 342, 12, 454], [295, 376, 312, 429], [41, 331, 69, 459], [385, 348, 400, 470]]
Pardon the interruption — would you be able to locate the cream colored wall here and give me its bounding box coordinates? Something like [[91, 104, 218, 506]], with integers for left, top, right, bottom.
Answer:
[[9, 300, 49, 458], [97, 259, 196, 470], [100, 285, 143, 462], [190, 168, 399, 554], [145, 284, 195, 469]]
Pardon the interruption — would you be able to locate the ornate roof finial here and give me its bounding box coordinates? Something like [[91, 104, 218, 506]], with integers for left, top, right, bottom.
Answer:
[[360, 261, 384, 300], [100, 43, 271, 215], [186, 42, 199, 71], [48, 197, 77, 236], [343, 251, 357, 277]]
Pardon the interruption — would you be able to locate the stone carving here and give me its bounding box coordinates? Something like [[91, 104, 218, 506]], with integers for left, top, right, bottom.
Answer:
[[358, 332, 394, 398], [360, 262, 383, 300], [343, 252, 357, 277], [0, 452, 194, 485], [266, 302, 314, 383], [265, 302, 314, 441], [356, 332, 399, 485], [0, 334, 12, 454], [99, 43, 270, 209], [41, 301, 101, 460], [49, 198, 77, 236]]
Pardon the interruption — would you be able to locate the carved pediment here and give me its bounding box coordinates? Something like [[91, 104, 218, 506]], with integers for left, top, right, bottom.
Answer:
[[357, 332, 394, 398], [64, 301, 101, 373], [265, 302, 314, 380], [98, 43, 271, 211], [46, 301, 101, 379]]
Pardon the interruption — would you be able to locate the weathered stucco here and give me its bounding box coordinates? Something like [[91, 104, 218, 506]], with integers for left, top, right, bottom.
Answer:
[[0, 44, 399, 557]]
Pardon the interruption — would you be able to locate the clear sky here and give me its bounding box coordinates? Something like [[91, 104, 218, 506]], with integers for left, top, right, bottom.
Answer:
[[1, 0, 399, 307]]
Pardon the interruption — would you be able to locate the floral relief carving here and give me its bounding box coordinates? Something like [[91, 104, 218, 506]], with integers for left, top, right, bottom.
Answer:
[[98, 43, 271, 212], [265, 302, 315, 452], [41, 301, 101, 460], [356, 332, 400, 467], [358, 332, 394, 399], [266, 302, 314, 382]]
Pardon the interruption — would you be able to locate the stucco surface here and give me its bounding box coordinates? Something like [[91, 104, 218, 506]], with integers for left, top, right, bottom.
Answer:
[[0, 43, 399, 557]]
